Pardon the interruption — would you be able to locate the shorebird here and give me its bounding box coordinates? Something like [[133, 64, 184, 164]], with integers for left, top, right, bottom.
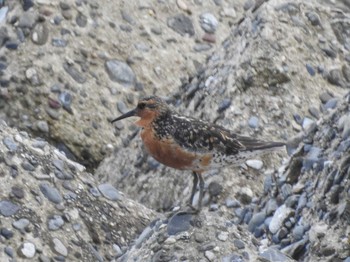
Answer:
[[111, 95, 285, 212]]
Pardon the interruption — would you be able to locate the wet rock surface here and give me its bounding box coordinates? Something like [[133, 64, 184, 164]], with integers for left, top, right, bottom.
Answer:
[[1, 0, 350, 261]]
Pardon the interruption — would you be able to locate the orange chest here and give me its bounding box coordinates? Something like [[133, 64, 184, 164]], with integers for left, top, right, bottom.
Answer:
[[140, 128, 198, 170]]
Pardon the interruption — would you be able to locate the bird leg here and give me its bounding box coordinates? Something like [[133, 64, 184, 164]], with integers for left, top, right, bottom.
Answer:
[[187, 171, 204, 213], [189, 171, 198, 206]]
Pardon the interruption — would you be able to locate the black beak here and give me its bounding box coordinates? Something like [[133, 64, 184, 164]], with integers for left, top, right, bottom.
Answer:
[[110, 108, 137, 123]]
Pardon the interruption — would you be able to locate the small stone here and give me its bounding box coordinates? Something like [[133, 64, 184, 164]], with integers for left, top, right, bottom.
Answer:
[[18, 242, 36, 258], [167, 212, 192, 235], [167, 14, 195, 36], [4, 246, 14, 257], [292, 225, 304, 241], [246, 159, 263, 170], [208, 181, 223, 197], [32, 23, 49, 45], [76, 12, 87, 27], [306, 63, 315, 76], [98, 183, 121, 201], [324, 98, 338, 109], [105, 60, 136, 86], [52, 38, 67, 47], [193, 43, 212, 52], [248, 212, 266, 232], [1, 228, 14, 239], [36, 120, 50, 133], [39, 183, 63, 204], [50, 238, 68, 256], [319, 92, 333, 103], [199, 13, 218, 33], [58, 91, 73, 112], [237, 187, 253, 204], [233, 239, 245, 249], [0, 200, 20, 216], [48, 215, 65, 231], [3, 137, 17, 152], [327, 69, 343, 86], [63, 63, 86, 84], [13, 218, 30, 231], [194, 232, 206, 243], [217, 231, 229, 241], [248, 116, 259, 128], [308, 107, 320, 119], [302, 117, 315, 130], [306, 11, 321, 26], [205, 250, 216, 261], [225, 198, 241, 208], [269, 205, 294, 234]]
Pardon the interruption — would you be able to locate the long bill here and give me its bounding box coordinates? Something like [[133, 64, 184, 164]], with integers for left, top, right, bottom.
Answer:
[[110, 109, 137, 123]]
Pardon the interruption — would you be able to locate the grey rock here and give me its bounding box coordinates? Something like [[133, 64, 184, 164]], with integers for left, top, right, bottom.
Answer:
[[63, 63, 86, 84], [193, 43, 212, 52], [32, 23, 49, 45], [167, 14, 195, 36], [199, 13, 218, 33], [167, 212, 192, 235], [324, 98, 338, 109], [36, 120, 50, 133], [248, 212, 266, 232], [76, 12, 87, 27], [1, 228, 14, 239], [58, 91, 73, 112], [327, 69, 343, 86], [259, 247, 294, 262], [52, 38, 68, 47], [269, 205, 294, 234], [13, 218, 30, 231], [3, 137, 17, 152], [105, 60, 136, 85], [18, 12, 37, 28], [21, 160, 36, 171], [248, 116, 259, 128], [0, 200, 20, 217], [233, 239, 245, 249], [98, 183, 121, 201], [292, 225, 304, 241], [48, 215, 65, 230], [50, 238, 68, 256], [4, 246, 14, 257], [39, 183, 63, 204], [18, 242, 36, 258]]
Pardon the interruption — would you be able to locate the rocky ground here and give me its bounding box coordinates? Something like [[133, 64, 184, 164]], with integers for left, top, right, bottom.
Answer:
[[0, 0, 350, 261]]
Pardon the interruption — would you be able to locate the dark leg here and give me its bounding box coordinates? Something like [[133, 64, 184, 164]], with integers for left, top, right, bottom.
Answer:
[[189, 171, 199, 206], [197, 172, 204, 211]]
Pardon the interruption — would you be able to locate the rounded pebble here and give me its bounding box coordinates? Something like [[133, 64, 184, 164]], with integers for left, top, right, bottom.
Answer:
[[39, 183, 63, 204], [18, 242, 36, 258], [98, 183, 121, 201]]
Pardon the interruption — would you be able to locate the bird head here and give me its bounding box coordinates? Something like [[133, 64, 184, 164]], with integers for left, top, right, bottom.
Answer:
[[111, 96, 169, 127]]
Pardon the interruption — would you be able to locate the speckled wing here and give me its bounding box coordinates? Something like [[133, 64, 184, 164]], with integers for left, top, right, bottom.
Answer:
[[170, 114, 285, 156]]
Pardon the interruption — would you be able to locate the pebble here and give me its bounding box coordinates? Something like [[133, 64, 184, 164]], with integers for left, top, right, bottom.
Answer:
[[167, 212, 192, 235], [36, 120, 50, 133], [52, 38, 67, 47], [217, 231, 229, 241], [48, 215, 65, 230], [3, 137, 17, 152], [1, 228, 14, 239], [167, 14, 195, 36], [193, 43, 212, 52], [32, 23, 49, 45], [259, 247, 293, 262], [308, 106, 320, 119], [50, 238, 68, 256], [204, 250, 216, 261], [22, 160, 36, 171], [39, 183, 63, 204], [225, 198, 241, 208], [0, 6, 9, 24], [319, 91, 333, 103], [327, 69, 343, 86], [98, 183, 121, 201], [248, 116, 259, 128], [237, 187, 253, 204], [269, 205, 294, 234], [105, 60, 136, 85], [13, 218, 30, 231], [0, 200, 20, 217], [199, 13, 218, 33], [76, 12, 87, 27], [63, 63, 87, 84], [233, 239, 245, 249], [246, 159, 263, 170], [324, 98, 338, 109], [18, 242, 36, 258], [248, 212, 266, 232], [58, 91, 73, 112], [306, 63, 316, 76], [292, 225, 304, 241], [4, 246, 14, 257], [302, 117, 315, 130]]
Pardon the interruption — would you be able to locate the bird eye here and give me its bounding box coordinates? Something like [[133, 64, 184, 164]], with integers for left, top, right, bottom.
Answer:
[[137, 102, 146, 109]]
